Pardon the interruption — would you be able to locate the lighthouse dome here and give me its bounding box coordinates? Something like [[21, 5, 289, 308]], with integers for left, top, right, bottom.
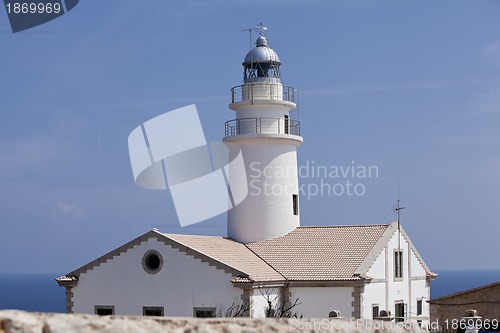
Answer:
[[243, 35, 281, 64]]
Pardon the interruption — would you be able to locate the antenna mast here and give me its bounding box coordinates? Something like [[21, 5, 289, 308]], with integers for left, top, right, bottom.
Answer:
[[241, 23, 268, 84], [241, 23, 268, 49], [394, 178, 405, 249]]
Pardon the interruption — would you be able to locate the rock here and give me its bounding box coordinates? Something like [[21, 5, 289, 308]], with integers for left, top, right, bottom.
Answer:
[[0, 310, 428, 333], [0, 311, 44, 333]]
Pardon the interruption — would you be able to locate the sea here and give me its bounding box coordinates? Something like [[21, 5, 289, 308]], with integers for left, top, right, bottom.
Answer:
[[0, 270, 499, 313]]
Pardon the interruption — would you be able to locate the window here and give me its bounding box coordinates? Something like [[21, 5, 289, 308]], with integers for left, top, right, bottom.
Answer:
[[143, 306, 164, 316], [395, 301, 405, 322], [292, 194, 299, 215], [284, 115, 289, 134], [394, 249, 403, 279], [95, 305, 114, 316], [193, 307, 216, 318], [417, 299, 422, 316], [142, 250, 163, 274], [372, 304, 379, 319]]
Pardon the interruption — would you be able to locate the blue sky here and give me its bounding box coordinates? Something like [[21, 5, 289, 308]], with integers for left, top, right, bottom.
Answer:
[[1, 0, 499, 274]]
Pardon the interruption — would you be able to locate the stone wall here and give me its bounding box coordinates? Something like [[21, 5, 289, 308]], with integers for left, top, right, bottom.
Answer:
[[0, 310, 428, 333], [429, 282, 500, 333]]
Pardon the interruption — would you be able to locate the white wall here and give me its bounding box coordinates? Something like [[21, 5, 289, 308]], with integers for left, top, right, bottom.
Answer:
[[363, 282, 386, 319], [250, 287, 280, 318], [72, 238, 242, 316], [290, 287, 353, 318], [361, 230, 431, 326], [227, 138, 301, 243], [409, 279, 430, 325], [410, 249, 426, 277], [367, 248, 386, 279]]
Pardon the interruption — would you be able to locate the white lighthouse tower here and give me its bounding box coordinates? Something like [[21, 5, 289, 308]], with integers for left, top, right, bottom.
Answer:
[[224, 26, 303, 243]]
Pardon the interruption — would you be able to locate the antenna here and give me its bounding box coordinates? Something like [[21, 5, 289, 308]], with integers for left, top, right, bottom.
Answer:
[[242, 23, 268, 49], [241, 23, 268, 84], [394, 178, 405, 249]]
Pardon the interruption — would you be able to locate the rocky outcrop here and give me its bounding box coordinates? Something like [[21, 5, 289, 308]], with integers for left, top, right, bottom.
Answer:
[[0, 310, 427, 333]]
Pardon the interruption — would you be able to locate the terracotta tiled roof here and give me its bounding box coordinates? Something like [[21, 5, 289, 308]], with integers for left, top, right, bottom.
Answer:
[[165, 225, 390, 282], [62, 223, 434, 285], [161, 233, 284, 282], [247, 225, 389, 281]]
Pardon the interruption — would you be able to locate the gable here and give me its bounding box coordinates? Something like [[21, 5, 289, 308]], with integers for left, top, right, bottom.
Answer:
[[70, 237, 244, 315], [355, 222, 436, 279], [60, 229, 283, 283]]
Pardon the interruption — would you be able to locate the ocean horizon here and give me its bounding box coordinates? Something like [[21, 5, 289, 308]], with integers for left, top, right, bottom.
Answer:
[[0, 269, 498, 313]]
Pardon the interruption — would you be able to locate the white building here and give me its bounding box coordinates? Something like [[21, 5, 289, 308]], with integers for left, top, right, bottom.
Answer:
[[57, 28, 436, 323]]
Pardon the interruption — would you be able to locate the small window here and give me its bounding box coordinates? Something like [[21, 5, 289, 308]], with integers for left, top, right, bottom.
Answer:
[[292, 194, 299, 215], [372, 304, 379, 319], [143, 306, 164, 316], [417, 299, 422, 316], [395, 301, 405, 322], [95, 305, 114, 316], [193, 307, 216, 318], [142, 250, 163, 274], [394, 249, 403, 279]]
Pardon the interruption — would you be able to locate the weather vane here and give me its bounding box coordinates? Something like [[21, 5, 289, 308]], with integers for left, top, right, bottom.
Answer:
[[242, 23, 268, 49]]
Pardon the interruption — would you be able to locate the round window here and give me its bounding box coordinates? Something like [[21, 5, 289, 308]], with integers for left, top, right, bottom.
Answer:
[[142, 250, 163, 274]]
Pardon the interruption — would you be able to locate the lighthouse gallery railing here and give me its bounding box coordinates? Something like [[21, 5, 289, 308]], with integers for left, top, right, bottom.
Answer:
[[225, 117, 300, 137], [230, 84, 297, 104]]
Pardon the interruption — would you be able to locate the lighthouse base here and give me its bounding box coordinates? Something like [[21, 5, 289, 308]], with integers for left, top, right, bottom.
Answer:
[[225, 134, 302, 243]]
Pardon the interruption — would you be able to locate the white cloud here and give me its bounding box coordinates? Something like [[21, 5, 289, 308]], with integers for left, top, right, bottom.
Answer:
[[49, 202, 87, 224]]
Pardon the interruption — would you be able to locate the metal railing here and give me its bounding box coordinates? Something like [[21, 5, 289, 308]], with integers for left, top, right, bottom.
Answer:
[[225, 117, 300, 137], [231, 84, 296, 104]]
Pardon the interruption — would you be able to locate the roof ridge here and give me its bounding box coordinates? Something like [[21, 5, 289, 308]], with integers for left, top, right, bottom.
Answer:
[[157, 233, 249, 277], [297, 224, 390, 229], [161, 232, 229, 239], [243, 243, 287, 281], [164, 233, 284, 282]]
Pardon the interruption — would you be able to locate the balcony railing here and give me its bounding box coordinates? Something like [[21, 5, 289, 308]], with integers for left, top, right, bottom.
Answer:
[[225, 117, 300, 137], [231, 84, 296, 104]]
